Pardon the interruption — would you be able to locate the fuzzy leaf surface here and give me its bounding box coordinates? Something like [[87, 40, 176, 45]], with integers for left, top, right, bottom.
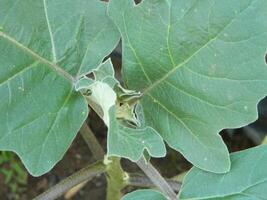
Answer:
[[107, 106, 166, 161], [108, 0, 267, 173], [88, 61, 167, 161], [179, 145, 267, 200], [0, 0, 119, 176]]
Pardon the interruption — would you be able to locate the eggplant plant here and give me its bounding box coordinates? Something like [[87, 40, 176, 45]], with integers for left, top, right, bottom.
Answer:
[[0, 0, 267, 199]]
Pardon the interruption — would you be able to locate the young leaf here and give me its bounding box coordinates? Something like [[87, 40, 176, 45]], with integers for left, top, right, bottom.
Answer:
[[179, 145, 267, 200], [88, 81, 117, 127], [122, 189, 168, 200], [0, 0, 119, 176], [85, 61, 166, 161], [74, 77, 94, 92], [93, 59, 117, 85], [108, 0, 267, 173], [107, 106, 166, 161]]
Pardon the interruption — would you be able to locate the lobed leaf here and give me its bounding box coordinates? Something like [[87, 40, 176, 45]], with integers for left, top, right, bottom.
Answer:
[[0, 0, 119, 176], [108, 0, 267, 173], [107, 106, 166, 161]]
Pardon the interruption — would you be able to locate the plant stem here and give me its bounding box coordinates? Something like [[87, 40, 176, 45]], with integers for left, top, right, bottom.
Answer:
[[127, 173, 181, 193], [80, 122, 105, 160], [106, 158, 125, 200], [64, 180, 88, 199], [80, 122, 125, 200], [79, 123, 180, 199], [60, 123, 105, 199], [136, 157, 177, 200], [33, 160, 106, 200]]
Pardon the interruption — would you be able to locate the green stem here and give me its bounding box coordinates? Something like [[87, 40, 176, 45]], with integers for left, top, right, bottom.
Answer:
[[33, 160, 106, 200], [80, 120, 179, 199], [106, 158, 126, 200], [80, 122, 125, 200]]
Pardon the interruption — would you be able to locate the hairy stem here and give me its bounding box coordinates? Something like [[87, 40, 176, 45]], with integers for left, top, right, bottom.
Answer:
[[127, 173, 181, 193], [33, 161, 106, 200], [136, 157, 177, 200], [106, 158, 125, 200], [80, 122, 105, 160]]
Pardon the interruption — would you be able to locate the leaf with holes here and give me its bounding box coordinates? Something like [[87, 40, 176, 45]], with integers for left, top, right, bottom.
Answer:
[[179, 145, 267, 200], [108, 0, 267, 173], [0, 0, 119, 176]]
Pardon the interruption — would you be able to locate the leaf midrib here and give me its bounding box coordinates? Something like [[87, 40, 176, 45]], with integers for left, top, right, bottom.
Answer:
[[0, 31, 74, 83]]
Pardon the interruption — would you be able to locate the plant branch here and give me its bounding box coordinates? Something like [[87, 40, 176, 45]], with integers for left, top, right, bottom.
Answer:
[[106, 158, 125, 200], [127, 173, 181, 193], [33, 160, 106, 200], [80, 122, 105, 160], [136, 157, 177, 200], [79, 122, 181, 199], [61, 123, 105, 199]]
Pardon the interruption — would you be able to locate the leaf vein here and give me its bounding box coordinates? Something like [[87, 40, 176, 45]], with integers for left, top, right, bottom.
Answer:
[[143, 0, 256, 95], [122, 12, 152, 83], [0, 31, 74, 82], [146, 93, 208, 149], [35, 88, 73, 172], [43, 0, 57, 62]]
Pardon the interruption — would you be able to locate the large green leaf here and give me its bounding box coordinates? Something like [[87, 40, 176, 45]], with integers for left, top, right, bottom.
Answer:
[[179, 145, 267, 200], [0, 0, 119, 176], [108, 0, 267, 173], [122, 189, 167, 200]]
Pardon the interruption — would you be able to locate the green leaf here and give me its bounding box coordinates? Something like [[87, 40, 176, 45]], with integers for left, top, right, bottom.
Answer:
[[179, 145, 267, 200], [108, 0, 267, 173], [0, 0, 119, 176], [75, 58, 166, 162], [84, 60, 166, 161], [122, 189, 168, 200], [93, 59, 120, 93], [93, 59, 118, 87], [74, 76, 94, 92], [107, 106, 166, 161]]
